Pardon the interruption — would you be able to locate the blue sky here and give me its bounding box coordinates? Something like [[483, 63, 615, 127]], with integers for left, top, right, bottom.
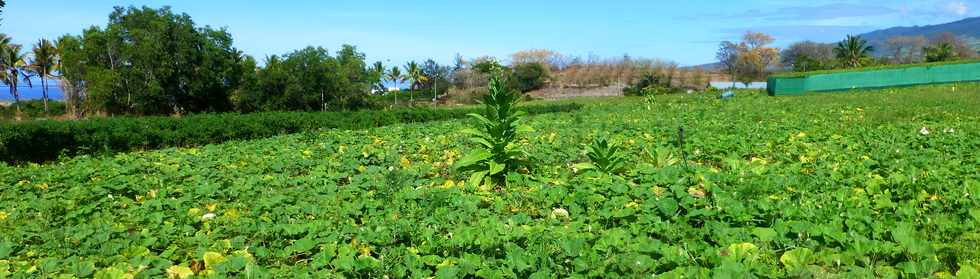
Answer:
[[2, 0, 979, 66]]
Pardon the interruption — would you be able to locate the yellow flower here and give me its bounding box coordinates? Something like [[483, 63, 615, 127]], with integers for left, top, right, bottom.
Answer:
[[441, 180, 456, 189], [651, 186, 666, 197], [799, 155, 811, 163], [400, 156, 411, 168], [359, 244, 373, 256], [302, 150, 312, 156], [0, 211, 8, 220]]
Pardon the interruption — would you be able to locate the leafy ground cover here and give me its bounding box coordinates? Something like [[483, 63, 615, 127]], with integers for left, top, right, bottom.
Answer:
[[0, 84, 978, 278]]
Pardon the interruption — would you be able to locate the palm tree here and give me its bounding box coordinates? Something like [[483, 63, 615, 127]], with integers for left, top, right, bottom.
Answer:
[[385, 66, 402, 105], [924, 43, 957, 62], [0, 33, 10, 47], [30, 39, 58, 113], [403, 61, 427, 103], [1, 43, 33, 112], [370, 61, 385, 93], [834, 35, 874, 68]]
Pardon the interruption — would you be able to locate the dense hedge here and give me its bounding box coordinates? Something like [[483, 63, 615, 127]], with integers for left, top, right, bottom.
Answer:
[[0, 103, 581, 163]]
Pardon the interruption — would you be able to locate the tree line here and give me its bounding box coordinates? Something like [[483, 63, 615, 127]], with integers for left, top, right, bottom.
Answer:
[[715, 31, 980, 85], [781, 32, 978, 73], [1, 6, 464, 118]]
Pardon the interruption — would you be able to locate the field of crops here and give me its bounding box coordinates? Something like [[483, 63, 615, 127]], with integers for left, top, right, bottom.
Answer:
[[1, 84, 978, 278]]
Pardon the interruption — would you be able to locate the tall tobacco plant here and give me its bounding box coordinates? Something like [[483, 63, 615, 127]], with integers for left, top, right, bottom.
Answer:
[[455, 67, 532, 189]]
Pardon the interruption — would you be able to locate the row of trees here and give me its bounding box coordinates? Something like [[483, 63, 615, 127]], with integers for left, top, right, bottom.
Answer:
[[3, 6, 395, 118], [717, 31, 979, 84], [1, 35, 59, 114], [447, 50, 709, 97], [780, 32, 978, 73]]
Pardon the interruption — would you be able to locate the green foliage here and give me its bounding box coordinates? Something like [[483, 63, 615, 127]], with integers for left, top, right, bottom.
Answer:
[[834, 35, 874, 68], [455, 71, 532, 188], [233, 46, 375, 112], [29, 39, 58, 113], [781, 41, 836, 72], [0, 100, 66, 119], [0, 84, 977, 277], [0, 43, 30, 108], [56, 6, 244, 115], [0, 103, 580, 163], [576, 136, 627, 174], [509, 62, 549, 93], [925, 43, 958, 62], [624, 73, 678, 96]]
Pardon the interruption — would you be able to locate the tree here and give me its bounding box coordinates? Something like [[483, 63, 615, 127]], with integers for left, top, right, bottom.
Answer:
[[834, 35, 874, 68], [928, 33, 976, 59], [718, 42, 741, 89], [717, 32, 779, 88], [782, 41, 835, 72], [510, 49, 564, 70], [30, 39, 58, 113], [229, 45, 374, 113], [56, 6, 244, 115], [924, 42, 957, 62], [403, 61, 427, 103], [0, 43, 32, 112], [0, 0, 5, 26], [370, 61, 385, 94], [738, 32, 779, 84], [56, 35, 86, 118], [421, 59, 451, 101], [385, 65, 402, 105], [886, 36, 926, 64], [509, 62, 549, 93]]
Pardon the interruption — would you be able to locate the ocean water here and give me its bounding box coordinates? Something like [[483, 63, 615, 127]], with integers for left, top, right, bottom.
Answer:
[[0, 85, 65, 101]]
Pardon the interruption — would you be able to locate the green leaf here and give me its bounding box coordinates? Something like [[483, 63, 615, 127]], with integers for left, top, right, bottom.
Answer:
[[573, 162, 594, 172], [780, 247, 814, 270], [456, 150, 492, 170], [290, 237, 316, 254], [94, 267, 128, 279], [204, 251, 227, 269], [727, 242, 758, 260], [752, 228, 778, 242], [466, 113, 493, 126], [469, 171, 488, 188], [488, 161, 505, 175]]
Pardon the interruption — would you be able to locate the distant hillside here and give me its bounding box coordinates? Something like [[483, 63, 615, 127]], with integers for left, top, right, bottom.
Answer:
[[859, 16, 980, 53]]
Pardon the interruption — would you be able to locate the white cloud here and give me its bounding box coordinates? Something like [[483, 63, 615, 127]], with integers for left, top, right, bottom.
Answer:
[[946, 1, 969, 16]]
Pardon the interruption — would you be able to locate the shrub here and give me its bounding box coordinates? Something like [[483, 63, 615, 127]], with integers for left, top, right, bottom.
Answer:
[[509, 62, 549, 93], [0, 103, 580, 164]]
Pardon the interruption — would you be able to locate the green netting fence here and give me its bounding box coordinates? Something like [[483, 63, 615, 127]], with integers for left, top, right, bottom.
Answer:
[[767, 62, 980, 96]]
